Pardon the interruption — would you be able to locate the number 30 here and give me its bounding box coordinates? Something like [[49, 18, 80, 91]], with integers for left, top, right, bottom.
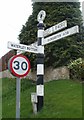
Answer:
[[14, 61, 27, 70]]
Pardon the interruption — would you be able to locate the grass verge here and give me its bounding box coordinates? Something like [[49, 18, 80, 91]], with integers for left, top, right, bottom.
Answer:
[[2, 78, 82, 118]]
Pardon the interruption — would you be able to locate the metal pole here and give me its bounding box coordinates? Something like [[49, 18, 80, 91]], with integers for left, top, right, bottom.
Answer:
[[16, 77, 20, 119], [36, 10, 46, 112]]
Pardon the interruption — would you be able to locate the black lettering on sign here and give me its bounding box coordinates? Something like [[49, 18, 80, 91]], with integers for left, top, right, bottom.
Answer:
[[14, 61, 20, 70], [63, 31, 69, 36], [13, 61, 27, 71], [21, 62, 27, 70]]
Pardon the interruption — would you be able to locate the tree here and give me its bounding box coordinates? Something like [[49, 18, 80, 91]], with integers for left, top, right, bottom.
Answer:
[[18, 2, 84, 69]]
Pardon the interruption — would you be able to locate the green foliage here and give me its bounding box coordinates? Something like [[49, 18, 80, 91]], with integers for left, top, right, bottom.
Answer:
[[2, 78, 82, 118], [18, 2, 84, 69], [68, 58, 84, 80]]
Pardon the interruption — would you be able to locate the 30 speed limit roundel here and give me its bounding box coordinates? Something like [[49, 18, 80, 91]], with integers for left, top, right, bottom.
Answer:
[[8, 54, 31, 78]]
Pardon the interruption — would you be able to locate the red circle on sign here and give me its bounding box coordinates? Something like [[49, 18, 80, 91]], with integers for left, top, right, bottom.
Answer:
[[9, 54, 31, 78]]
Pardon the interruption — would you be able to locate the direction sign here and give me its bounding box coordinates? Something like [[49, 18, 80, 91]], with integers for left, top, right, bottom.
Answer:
[[16, 41, 38, 55], [8, 54, 31, 78], [7, 41, 38, 54], [44, 20, 67, 37], [30, 41, 38, 48], [42, 25, 79, 46]]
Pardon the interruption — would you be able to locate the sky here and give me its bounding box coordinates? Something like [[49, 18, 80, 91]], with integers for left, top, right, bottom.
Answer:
[[0, 0, 32, 58], [0, 0, 84, 59]]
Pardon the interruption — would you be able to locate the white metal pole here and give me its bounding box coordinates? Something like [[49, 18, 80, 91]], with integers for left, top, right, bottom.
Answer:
[[16, 77, 20, 119]]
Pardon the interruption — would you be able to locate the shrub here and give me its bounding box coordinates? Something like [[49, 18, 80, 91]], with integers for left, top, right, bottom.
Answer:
[[68, 58, 84, 81]]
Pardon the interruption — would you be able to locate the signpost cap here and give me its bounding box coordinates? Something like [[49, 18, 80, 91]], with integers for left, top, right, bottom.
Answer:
[[37, 10, 46, 22]]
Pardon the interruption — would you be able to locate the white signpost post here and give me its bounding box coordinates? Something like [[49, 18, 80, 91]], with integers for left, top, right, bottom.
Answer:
[[7, 10, 79, 115]]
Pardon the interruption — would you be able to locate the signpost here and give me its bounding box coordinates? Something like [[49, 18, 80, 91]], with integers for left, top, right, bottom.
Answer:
[[44, 20, 67, 37], [36, 10, 46, 111], [8, 54, 30, 118], [42, 25, 79, 45], [7, 10, 79, 115], [7, 41, 38, 54]]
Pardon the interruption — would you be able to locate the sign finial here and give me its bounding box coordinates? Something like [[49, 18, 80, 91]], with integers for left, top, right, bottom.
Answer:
[[37, 10, 46, 22]]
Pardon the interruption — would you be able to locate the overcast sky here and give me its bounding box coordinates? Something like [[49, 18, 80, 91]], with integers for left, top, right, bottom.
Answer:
[[0, 0, 83, 59], [0, 0, 32, 58]]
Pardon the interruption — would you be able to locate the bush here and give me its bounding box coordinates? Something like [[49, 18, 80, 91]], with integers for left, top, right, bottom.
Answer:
[[68, 58, 84, 81]]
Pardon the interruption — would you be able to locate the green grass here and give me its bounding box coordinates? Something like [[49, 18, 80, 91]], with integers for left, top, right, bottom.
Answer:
[[2, 78, 82, 118]]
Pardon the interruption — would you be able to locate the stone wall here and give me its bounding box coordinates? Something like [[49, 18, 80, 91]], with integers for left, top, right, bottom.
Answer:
[[44, 66, 69, 82], [0, 66, 70, 81]]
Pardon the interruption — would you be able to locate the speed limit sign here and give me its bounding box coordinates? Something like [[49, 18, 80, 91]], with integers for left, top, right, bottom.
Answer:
[[8, 54, 31, 78]]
